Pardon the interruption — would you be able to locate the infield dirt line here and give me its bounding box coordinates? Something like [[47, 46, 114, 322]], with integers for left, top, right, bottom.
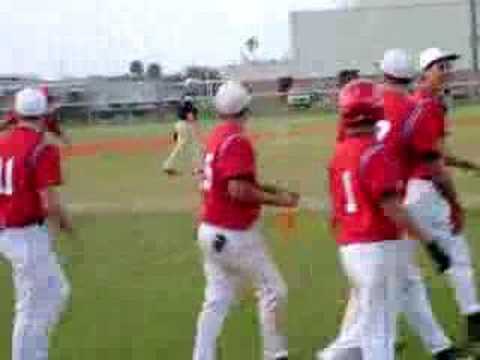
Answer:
[[63, 115, 479, 159], [62, 121, 332, 158]]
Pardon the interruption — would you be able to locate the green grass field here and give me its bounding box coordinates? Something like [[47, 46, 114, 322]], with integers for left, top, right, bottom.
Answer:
[[0, 107, 480, 359]]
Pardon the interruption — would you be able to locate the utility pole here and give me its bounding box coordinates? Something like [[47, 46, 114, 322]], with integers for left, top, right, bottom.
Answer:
[[469, 0, 479, 72]]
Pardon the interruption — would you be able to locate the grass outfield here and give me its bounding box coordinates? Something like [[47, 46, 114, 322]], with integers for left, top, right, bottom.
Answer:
[[0, 107, 479, 359]]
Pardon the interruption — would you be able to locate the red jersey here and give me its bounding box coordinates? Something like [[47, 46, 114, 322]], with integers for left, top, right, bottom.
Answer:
[[380, 86, 416, 176], [378, 85, 440, 181], [402, 89, 446, 180], [2, 111, 62, 136], [329, 135, 404, 245], [336, 116, 348, 143], [0, 127, 62, 227], [200, 121, 260, 230]]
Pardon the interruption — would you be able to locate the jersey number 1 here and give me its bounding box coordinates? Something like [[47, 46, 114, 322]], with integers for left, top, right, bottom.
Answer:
[[0, 158, 14, 195], [342, 171, 358, 214]]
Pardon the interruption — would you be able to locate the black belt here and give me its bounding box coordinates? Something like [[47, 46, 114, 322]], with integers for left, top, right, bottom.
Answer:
[[0, 219, 45, 230]]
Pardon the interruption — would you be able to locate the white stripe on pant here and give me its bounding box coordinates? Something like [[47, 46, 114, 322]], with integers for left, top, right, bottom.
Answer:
[[193, 222, 288, 360], [0, 224, 70, 360]]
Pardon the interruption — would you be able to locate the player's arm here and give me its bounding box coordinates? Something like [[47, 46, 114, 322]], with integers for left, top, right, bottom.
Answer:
[[365, 150, 451, 273], [444, 153, 480, 173], [221, 137, 299, 208], [35, 144, 74, 235], [260, 182, 297, 195], [259, 182, 300, 205], [410, 102, 464, 230], [39, 188, 73, 234], [381, 195, 450, 273], [228, 179, 298, 207]]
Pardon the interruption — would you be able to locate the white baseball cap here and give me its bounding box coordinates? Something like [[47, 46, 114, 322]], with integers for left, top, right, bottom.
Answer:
[[14, 88, 48, 117], [419, 47, 460, 71], [380, 48, 415, 80], [214, 81, 251, 115]]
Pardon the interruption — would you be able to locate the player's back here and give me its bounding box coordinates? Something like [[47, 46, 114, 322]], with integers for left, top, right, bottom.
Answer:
[[381, 85, 415, 149], [378, 85, 418, 178], [200, 121, 260, 230], [0, 127, 47, 227], [329, 136, 401, 245]]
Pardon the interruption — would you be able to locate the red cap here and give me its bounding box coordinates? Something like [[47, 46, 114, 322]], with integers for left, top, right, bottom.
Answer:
[[338, 79, 384, 126]]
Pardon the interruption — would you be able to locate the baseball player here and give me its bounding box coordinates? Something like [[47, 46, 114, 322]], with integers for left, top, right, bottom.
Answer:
[[327, 79, 451, 360], [192, 81, 299, 360], [0, 88, 72, 360], [409, 48, 480, 344], [412, 49, 480, 175], [162, 95, 203, 176], [319, 49, 457, 360]]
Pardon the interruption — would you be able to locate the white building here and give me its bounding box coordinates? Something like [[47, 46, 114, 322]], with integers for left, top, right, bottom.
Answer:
[[290, 0, 476, 76]]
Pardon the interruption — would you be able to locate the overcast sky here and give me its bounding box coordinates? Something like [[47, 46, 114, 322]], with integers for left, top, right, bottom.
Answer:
[[0, 0, 354, 79]]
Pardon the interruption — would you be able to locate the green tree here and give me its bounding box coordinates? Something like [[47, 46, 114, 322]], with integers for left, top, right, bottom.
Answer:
[[147, 63, 162, 79], [129, 60, 145, 78]]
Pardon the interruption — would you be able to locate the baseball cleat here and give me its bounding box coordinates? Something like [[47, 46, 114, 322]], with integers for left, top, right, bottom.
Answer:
[[468, 313, 480, 344], [434, 347, 458, 360], [163, 168, 181, 176]]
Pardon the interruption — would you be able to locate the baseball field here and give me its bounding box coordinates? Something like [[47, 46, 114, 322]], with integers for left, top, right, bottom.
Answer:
[[0, 106, 480, 359]]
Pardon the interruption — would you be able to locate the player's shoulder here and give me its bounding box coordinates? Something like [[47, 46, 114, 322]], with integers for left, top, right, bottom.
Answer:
[[358, 142, 395, 175], [212, 122, 248, 143], [332, 138, 370, 166]]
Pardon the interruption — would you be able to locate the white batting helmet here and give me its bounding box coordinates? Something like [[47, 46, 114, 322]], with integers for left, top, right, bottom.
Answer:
[[14, 88, 48, 117], [419, 47, 460, 71], [380, 48, 414, 80], [214, 81, 251, 115]]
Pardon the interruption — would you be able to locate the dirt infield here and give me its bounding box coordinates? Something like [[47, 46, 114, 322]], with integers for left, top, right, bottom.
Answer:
[[62, 114, 478, 158], [62, 121, 331, 158]]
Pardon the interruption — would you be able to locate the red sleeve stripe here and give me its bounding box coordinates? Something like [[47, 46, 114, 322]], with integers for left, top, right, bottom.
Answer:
[[26, 140, 48, 170], [359, 143, 385, 181], [402, 99, 435, 142]]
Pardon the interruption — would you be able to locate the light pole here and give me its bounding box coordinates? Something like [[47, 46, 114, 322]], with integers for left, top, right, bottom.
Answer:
[[469, 0, 479, 72]]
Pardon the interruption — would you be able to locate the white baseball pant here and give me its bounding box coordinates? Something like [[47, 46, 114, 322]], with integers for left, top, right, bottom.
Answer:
[[319, 247, 453, 357], [405, 179, 480, 316], [0, 224, 70, 360], [163, 121, 202, 172], [319, 239, 412, 360], [319, 263, 453, 359], [193, 222, 288, 360]]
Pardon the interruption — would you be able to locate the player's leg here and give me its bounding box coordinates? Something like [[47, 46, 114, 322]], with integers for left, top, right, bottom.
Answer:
[[163, 121, 187, 174], [406, 179, 480, 341], [444, 234, 480, 342], [316, 289, 363, 360], [340, 242, 400, 360], [193, 224, 242, 360], [246, 230, 288, 360], [402, 259, 453, 356], [0, 225, 70, 360]]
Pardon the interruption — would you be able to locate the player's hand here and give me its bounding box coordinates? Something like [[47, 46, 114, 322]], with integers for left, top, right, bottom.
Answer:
[[276, 191, 300, 208], [425, 240, 451, 274], [450, 201, 465, 235]]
